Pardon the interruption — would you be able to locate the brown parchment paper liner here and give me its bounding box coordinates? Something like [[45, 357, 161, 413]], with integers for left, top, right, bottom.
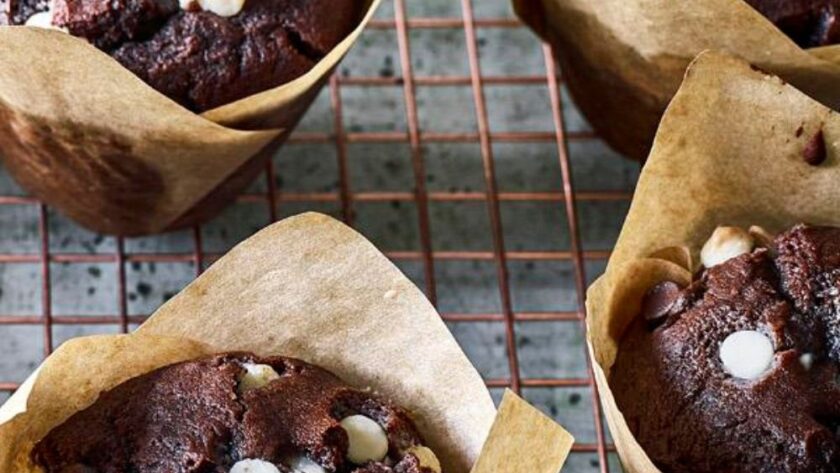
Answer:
[[0, 212, 574, 473], [585, 49, 840, 472], [513, 0, 840, 161], [0, 0, 379, 236]]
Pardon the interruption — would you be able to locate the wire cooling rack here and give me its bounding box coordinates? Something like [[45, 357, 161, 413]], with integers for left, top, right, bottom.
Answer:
[[0, 1, 639, 471]]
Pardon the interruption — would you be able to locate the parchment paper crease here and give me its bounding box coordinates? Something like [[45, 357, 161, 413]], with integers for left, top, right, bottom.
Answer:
[[0, 212, 573, 473], [0, 0, 379, 235], [586, 50, 840, 472], [513, 0, 840, 160]]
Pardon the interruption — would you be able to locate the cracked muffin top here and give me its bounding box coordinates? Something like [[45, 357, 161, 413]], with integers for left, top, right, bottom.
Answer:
[[32, 353, 442, 473], [611, 224, 840, 473], [1, 0, 365, 112], [745, 0, 840, 48]]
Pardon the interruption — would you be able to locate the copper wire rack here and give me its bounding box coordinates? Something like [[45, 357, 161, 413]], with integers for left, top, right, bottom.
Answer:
[[0, 1, 638, 471]]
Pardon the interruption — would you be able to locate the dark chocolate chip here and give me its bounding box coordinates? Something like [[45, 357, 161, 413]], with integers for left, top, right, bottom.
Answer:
[[641, 281, 682, 325], [804, 129, 827, 166]]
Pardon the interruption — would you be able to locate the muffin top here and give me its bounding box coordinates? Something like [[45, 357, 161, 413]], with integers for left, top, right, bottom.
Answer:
[[611, 224, 840, 473], [1, 0, 365, 112], [32, 352, 441, 473], [745, 0, 840, 48]]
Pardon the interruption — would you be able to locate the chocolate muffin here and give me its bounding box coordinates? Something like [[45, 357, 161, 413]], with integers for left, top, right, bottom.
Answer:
[[745, 0, 840, 48], [1, 0, 365, 112], [611, 224, 840, 473], [32, 353, 442, 473]]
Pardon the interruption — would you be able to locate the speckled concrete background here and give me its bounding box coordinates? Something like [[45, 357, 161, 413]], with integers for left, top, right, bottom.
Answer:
[[0, 1, 638, 471]]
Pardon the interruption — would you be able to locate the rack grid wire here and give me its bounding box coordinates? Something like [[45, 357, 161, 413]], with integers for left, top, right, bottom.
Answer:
[[0, 1, 638, 472]]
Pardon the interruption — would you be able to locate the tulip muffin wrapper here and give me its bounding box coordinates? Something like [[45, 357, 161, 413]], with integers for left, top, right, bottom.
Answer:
[[0, 0, 380, 236], [0, 212, 573, 473], [513, 0, 840, 160], [584, 50, 840, 472]]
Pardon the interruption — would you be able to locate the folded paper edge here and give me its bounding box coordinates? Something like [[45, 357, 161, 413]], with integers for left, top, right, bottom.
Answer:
[[470, 390, 574, 473], [0, 334, 213, 427], [0, 366, 41, 426]]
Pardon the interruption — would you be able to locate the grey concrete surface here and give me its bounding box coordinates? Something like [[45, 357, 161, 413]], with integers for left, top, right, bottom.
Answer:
[[0, 1, 639, 471]]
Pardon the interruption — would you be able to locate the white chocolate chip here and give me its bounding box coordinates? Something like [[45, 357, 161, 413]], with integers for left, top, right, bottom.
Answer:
[[230, 459, 281, 473], [200, 0, 244, 16], [406, 446, 441, 473], [25, 10, 68, 30], [25, 11, 53, 27], [238, 363, 280, 392], [799, 353, 814, 370], [24, 6, 69, 32], [701, 226, 754, 268], [340, 415, 389, 464], [287, 457, 326, 473], [182, 0, 245, 17], [719, 330, 775, 380]]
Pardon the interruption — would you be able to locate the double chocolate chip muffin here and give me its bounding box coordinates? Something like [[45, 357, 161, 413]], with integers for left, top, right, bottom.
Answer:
[[746, 0, 840, 48], [612, 224, 840, 472], [32, 353, 441, 473], [1, 0, 365, 112]]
